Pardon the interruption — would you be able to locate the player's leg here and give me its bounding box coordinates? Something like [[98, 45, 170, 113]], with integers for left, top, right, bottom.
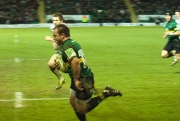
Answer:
[[74, 85, 122, 115], [161, 42, 176, 65], [48, 54, 65, 90], [161, 42, 173, 58], [86, 85, 122, 112], [76, 75, 122, 113], [70, 89, 87, 121], [161, 50, 169, 58], [170, 50, 177, 66], [172, 39, 180, 66]]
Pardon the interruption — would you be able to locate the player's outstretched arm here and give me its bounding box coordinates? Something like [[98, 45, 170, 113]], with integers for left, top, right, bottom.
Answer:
[[45, 36, 58, 50], [45, 36, 54, 42], [163, 31, 180, 39]]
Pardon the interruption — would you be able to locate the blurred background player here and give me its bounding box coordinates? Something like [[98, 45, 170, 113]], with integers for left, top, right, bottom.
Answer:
[[175, 10, 180, 33], [165, 10, 180, 66], [45, 12, 66, 90], [169, 10, 180, 66], [162, 13, 180, 65]]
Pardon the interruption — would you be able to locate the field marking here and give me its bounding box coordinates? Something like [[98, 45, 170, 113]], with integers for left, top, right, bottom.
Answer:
[[0, 97, 69, 102], [15, 92, 23, 108], [0, 58, 47, 62]]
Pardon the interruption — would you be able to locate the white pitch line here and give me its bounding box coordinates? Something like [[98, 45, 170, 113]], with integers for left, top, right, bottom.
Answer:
[[0, 58, 47, 62], [15, 92, 23, 108], [0, 98, 69, 102]]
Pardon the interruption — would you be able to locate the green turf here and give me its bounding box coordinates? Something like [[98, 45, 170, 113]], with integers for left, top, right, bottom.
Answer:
[[0, 26, 180, 121]]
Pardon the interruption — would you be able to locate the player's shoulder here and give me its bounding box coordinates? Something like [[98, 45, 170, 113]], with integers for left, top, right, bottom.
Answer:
[[63, 39, 79, 48], [171, 19, 176, 23], [65, 38, 77, 45]]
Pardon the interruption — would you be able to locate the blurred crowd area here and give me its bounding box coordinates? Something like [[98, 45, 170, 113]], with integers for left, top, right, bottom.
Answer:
[[131, 0, 180, 23], [131, 0, 180, 15], [0, 0, 180, 24], [45, 0, 131, 23], [0, 0, 39, 24]]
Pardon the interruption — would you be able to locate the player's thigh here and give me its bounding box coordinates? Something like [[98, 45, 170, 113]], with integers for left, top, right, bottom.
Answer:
[[173, 39, 180, 54], [75, 98, 91, 114], [162, 42, 173, 57], [174, 39, 180, 60], [69, 89, 76, 108], [48, 54, 59, 66], [70, 88, 89, 114]]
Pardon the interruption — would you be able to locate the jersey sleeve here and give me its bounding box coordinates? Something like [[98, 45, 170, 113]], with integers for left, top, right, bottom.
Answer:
[[64, 48, 77, 62]]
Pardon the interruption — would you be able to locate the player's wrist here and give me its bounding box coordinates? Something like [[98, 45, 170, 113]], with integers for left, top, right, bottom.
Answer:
[[169, 33, 173, 36]]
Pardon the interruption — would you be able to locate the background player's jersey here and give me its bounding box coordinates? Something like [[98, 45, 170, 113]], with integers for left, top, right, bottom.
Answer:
[[50, 24, 55, 33], [61, 38, 92, 78], [163, 19, 179, 41], [175, 18, 180, 30], [175, 18, 180, 39]]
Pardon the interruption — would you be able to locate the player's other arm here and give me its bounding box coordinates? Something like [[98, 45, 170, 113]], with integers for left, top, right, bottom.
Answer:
[[163, 30, 180, 38], [45, 36, 58, 50], [71, 57, 83, 90]]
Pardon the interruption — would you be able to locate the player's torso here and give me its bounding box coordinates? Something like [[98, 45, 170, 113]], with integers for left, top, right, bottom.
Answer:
[[164, 20, 177, 31], [164, 20, 179, 41], [61, 39, 92, 78]]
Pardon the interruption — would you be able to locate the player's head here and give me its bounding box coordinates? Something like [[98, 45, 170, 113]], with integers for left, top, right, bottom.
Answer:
[[52, 12, 63, 26], [175, 10, 180, 19], [53, 24, 70, 45], [165, 13, 172, 22]]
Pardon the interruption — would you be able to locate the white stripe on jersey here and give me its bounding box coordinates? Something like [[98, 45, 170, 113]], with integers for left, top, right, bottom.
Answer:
[[175, 18, 180, 30], [175, 18, 180, 39]]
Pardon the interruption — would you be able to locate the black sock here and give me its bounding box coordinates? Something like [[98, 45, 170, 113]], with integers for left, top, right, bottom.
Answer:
[[87, 91, 109, 112], [74, 109, 86, 121]]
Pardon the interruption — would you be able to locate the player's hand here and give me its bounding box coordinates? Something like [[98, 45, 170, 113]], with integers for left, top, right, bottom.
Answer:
[[45, 36, 53, 41], [163, 32, 169, 39], [75, 79, 83, 90]]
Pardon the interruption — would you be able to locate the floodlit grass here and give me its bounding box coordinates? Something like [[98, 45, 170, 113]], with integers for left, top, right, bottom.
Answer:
[[0, 26, 180, 121]]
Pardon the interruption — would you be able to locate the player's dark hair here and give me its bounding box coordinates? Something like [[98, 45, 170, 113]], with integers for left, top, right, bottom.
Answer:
[[165, 13, 172, 17], [54, 24, 70, 37], [53, 12, 63, 20]]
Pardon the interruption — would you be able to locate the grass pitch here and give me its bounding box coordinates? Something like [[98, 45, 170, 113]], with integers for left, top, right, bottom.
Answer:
[[0, 26, 180, 121]]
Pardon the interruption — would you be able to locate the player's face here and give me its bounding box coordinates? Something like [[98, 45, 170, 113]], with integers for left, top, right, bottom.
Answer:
[[165, 15, 171, 22], [175, 12, 180, 19], [53, 29, 64, 45], [52, 17, 63, 26]]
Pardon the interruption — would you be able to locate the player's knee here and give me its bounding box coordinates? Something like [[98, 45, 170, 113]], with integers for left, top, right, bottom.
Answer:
[[47, 59, 54, 68], [161, 53, 168, 58], [161, 55, 167, 58], [48, 54, 57, 68], [161, 50, 168, 58]]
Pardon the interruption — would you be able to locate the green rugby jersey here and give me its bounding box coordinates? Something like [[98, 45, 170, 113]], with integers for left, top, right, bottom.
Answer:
[[163, 19, 178, 41], [60, 38, 92, 78]]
